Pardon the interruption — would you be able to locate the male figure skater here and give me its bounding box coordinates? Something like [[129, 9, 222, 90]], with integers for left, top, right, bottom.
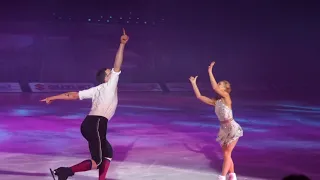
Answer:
[[41, 29, 129, 180]]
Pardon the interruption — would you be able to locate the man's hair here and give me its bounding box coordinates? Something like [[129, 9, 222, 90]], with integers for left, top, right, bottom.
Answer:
[[96, 68, 107, 84]]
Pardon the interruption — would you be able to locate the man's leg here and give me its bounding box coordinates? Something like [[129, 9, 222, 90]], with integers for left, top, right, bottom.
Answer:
[[54, 116, 102, 180], [99, 139, 113, 180], [54, 159, 94, 180]]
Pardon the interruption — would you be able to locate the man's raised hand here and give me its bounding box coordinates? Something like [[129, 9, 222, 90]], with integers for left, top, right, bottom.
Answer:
[[120, 28, 129, 44]]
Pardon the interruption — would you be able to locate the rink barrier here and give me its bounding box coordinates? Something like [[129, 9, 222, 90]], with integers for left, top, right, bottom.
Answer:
[[165, 82, 212, 92], [29, 83, 95, 92], [0, 82, 298, 93], [164, 83, 295, 92], [28, 82, 163, 92], [118, 83, 162, 92], [0, 82, 22, 92]]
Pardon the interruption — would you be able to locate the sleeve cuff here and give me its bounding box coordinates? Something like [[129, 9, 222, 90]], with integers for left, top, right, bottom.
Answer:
[[78, 91, 84, 100], [111, 68, 121, 75]]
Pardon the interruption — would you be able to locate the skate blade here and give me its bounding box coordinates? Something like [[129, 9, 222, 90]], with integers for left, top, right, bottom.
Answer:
[[49, 168, 56, 180]]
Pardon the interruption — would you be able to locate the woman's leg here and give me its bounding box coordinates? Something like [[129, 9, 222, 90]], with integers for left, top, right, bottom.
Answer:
[[228, 159, 234, 173], [221, 139, 238, 176]]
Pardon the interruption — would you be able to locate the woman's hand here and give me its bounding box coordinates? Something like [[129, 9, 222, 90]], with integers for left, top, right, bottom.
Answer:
[[208, 61, 215, 72], [189, 76, 198, 84]]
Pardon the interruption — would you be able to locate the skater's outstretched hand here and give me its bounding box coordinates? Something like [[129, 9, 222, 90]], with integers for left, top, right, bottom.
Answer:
[[40, 97, 53, 104], [40, 92, 79, 103], [189, 76, 198, 84], [120, 28, 129, 44]]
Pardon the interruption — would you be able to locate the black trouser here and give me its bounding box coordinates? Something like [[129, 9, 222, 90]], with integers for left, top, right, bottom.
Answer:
[[80, 115, 113, 167]]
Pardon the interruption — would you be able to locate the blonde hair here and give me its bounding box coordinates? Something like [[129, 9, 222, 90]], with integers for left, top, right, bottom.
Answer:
[[220, 80, 231, 93], [215, 80, 232, 100]]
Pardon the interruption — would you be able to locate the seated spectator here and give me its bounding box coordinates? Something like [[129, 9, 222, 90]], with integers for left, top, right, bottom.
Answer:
[[282, 174, 310, 180]]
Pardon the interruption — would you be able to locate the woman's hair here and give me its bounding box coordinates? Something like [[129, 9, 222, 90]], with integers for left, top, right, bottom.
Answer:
[[221, 80, 231, 93], [215, 80, 232, 100]]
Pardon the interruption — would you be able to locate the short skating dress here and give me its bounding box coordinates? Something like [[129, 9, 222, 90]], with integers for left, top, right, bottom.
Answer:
[[215, 99, 243, 146]]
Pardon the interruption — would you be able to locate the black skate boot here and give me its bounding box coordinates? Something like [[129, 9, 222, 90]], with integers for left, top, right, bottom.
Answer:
[[53, 167, 74, 180]]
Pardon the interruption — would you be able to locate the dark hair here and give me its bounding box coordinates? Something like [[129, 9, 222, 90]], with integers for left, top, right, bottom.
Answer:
[[282, 174, 310, 180], [96, 68, 107, 84]]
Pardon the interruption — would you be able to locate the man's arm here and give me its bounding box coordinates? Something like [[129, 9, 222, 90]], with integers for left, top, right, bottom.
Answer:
[[40, 86, 97, 104], [113, 44, 125, 72], [113, 28, 129, 72], [50, 92, 79, 100], [40, 92, 79, 104]]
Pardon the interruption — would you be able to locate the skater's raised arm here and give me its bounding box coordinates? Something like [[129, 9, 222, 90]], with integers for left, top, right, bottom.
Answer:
[[189, 76, 216, 106], [208, 61, 229, 98], [113, 28, 129, 73], [102, 28, 129, 92]]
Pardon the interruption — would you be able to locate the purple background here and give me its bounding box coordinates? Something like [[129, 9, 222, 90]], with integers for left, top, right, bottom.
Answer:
[[0, 1, 319, 94]]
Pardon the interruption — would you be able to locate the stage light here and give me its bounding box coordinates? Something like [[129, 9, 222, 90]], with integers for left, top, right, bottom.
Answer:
[[50, 12, 163, 26]]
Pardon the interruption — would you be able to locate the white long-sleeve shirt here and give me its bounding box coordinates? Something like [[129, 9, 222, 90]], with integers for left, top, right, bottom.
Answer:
[[78, 69, 121, 120]]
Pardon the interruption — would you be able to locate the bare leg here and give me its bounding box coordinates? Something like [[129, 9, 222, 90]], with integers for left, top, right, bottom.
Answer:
[[221, 139, 238, 176], [228, 159, 234, 173]]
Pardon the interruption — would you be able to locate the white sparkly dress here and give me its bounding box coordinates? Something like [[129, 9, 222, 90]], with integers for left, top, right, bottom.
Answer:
[[215, 99, 243, 146]]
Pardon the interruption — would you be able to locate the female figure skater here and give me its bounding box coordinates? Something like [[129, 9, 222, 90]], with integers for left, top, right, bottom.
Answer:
[[189, 61, 243, 180]]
